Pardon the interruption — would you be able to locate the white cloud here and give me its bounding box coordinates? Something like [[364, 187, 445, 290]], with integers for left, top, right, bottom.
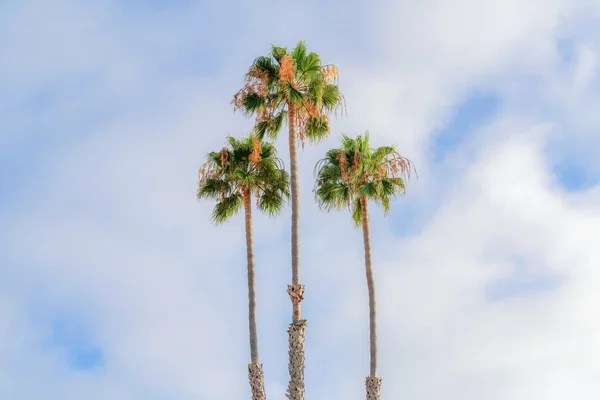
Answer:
[[2, 0, 600, 399], [374, 127, 600, 399]]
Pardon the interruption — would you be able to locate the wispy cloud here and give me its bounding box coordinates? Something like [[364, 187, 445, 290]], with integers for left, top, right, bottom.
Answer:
[[1, 0, 600, 399]]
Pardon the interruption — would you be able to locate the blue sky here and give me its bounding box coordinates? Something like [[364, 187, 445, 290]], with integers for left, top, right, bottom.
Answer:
[[2, 0, 600, 399]]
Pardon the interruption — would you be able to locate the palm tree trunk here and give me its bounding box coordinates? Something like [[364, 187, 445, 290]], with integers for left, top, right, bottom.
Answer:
[[361, 197, 382, 400], [286, 103, 306, 400], [243, 189, 266, 400]]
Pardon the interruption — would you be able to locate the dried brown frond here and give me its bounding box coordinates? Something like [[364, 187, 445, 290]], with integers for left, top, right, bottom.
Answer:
[[255, 99, 277, 123], [331, 92, 348, 119], [352, 152, 360, 169], [338, 152, 348, 181], [322, 64, 339, 84], [280, 55, 296, 83], [198, 165, 206, 186], [294, 107, 307, 149], [294, 102, 331, 149], [248, 65, 270, 82], [306, 103, 320, 117], [376, 164, 386, 179], [198, 162, 218, 186], [298, 128, 306, 149], [387, 155, 417, 180], [231, 66, 269, 112], [249, 137, 262, 165], [219, 148, 230, 166], [231, 82, 267, 112]]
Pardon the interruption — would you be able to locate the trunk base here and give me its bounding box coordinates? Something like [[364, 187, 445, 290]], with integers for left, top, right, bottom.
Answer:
[[286, 319, 307, 400], [365, 376, 382, 400], [248, 363, 266, 400]]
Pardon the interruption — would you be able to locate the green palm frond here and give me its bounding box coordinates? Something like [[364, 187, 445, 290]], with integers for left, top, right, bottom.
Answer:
[[252, 56, 278, 80], [258, 141, 275, 160], [255, 110, 288, 140], [291, 41, 307, 64], [298, 52, 321, 78], [242, 92, 266, 114], [359, 182, 379, 198], [372, 145, 398, 163], [379, 195, 391, 215], [322, 84, 341, 110], [351, 197, 362, 227], [305, 115, 329, 142], [197, 178, 232, 200], [212, 193, 243, 224], [258, 188, 286, 216], [254, 120, 270, 140], [307, 78, 324, 103], [271, 45, 287, 63], [286, 82, 304, 103], [315, 181, 351, 211]]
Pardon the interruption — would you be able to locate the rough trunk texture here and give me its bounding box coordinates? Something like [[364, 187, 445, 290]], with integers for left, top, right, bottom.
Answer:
[[244, 189, 266, 399], [248, 363, 266, 400], [286, 319, 307, 400], [361, 197, 381, 399], [365, 376, 382, 400], [286, 103, 305, 400]]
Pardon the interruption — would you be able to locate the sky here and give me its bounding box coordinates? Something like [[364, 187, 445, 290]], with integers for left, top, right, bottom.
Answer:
[[1, 0, 600, 399]]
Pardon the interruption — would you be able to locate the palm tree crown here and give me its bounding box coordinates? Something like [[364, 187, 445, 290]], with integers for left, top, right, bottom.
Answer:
[[232, 40, 344, 144], [198, 134, 290, 222], [314, 133, 416, 224]]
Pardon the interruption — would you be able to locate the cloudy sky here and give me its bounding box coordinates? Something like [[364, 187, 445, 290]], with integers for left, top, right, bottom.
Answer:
[[2, 0, 600, 399]]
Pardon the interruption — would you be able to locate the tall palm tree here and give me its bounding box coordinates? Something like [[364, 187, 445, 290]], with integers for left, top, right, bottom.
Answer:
[[314, 133, 415, 400], [232, 40, 344, 400], [197, 134, 290, 400]]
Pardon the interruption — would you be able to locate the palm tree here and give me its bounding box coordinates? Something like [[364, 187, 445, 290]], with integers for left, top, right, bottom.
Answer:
[[197, 134, 290, 400], [314, 133, 415, 400], [232, 40, 344, 400]]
